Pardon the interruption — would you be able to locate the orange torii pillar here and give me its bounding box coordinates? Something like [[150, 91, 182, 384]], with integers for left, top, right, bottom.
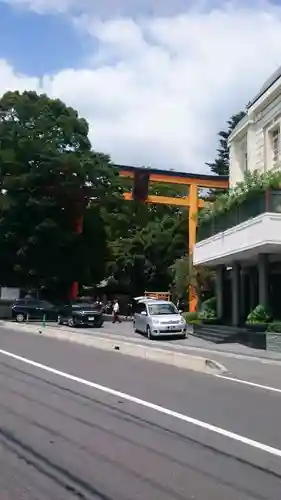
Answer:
[[118, 165, 228, 312]]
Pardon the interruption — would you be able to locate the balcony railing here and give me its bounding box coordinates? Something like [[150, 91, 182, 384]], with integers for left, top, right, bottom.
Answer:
[[197, 189, 281, 242]]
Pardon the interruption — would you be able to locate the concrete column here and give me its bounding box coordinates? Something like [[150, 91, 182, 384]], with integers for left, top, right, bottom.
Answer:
[[216, 265, 224, 320], [248, 267, 257, 311], [231, 262, 241, 326], [240, 269, 246, 322], [258, 254, 269, 307]]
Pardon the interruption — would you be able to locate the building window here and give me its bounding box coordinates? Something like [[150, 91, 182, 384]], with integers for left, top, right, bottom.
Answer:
[[271, 126, 280, 166]]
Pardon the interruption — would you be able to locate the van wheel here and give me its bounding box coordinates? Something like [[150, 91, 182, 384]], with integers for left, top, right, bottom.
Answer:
[[147, 325, 153, 340], [16, 313, 25, 323]]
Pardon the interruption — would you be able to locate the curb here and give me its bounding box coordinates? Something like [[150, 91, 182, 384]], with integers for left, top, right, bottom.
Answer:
[[1, 322, 227, 376]]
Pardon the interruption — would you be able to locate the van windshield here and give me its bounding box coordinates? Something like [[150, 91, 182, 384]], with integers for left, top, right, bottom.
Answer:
[[148, 303, 178, 315]]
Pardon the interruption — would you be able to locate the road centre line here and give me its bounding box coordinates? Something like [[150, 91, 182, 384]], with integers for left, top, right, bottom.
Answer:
[[1, 347, 281, 458]]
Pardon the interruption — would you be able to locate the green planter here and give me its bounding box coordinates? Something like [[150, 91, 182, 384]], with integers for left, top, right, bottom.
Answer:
[[266, 332, 281, 352]]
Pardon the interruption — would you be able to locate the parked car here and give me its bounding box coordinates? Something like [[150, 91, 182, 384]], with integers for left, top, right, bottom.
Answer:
[[133, 299, 187, 339], [11, 298, 58, 323], [57, 299, 104, 328]]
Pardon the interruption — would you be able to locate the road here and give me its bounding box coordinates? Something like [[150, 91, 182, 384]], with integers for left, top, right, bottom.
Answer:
[[49, 320, 281, 388], [1, 326, 281, 499]]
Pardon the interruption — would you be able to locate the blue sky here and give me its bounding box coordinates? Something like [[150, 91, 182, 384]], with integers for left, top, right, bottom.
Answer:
[[0, 0, 281, 171], [0, 3, 87, 75]]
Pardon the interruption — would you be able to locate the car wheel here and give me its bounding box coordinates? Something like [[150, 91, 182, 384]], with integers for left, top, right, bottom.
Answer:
[[16, 313, 25, 323], [147, 325, 153, 340], [57, 315, 63, 325], [68, 317, 75, 327], [94, 318, 103, 328]]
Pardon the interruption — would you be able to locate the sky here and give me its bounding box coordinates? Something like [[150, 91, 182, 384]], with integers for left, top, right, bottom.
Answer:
[[1, 0, 281, 173]]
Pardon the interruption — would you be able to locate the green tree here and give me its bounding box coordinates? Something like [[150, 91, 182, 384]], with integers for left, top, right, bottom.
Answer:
[[107, 211, 187, 296], [0, 90, 117, 298], [206, 111, 246, 176], [101, 173, 190, 295], [169, 254, 214, 305]]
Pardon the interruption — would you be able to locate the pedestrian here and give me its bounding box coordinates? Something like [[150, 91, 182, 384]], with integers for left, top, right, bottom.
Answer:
[[125, 301, 132, 320], [112, 299, 121, 324]]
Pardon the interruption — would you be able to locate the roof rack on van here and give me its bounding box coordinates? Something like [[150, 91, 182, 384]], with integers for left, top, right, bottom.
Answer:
[[144, 292, 171, 301]]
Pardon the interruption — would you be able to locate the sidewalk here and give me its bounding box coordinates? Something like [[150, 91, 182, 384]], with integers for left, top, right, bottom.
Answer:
[[101, 320, 281, 363], [186, 334, 281, 362]]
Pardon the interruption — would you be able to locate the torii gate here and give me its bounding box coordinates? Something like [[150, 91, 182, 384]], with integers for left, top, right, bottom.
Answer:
[[118, 165, 228, 312]]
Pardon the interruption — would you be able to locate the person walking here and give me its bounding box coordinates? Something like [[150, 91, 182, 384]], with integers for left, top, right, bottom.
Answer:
[[112, 299, 121, 324], [125, 300, 132, 320]]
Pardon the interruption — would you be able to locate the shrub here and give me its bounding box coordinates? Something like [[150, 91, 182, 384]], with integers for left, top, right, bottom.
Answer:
[[183, 311, 201, 324], [266, 322, 281, 333], [198, 296, 217, 320], [246, 304, 270, 324], [202, 297, 217, 311]]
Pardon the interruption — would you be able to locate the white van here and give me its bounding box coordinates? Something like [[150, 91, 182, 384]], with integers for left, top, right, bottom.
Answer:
[[133, 299, 187, 339]]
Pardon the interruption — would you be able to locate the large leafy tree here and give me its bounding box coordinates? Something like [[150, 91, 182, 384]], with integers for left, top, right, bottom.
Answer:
[[107, 209, 187, 296], [101, 172, 190, 296], [169, 254, 214, 305], [0, 90, 117, 298], [206, 111, 246, 176]]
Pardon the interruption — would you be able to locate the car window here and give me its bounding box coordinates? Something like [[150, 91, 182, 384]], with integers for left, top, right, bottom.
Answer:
[[148, 303, 178, 315], [13, 299, 26, 306], [24, 300, 40, 306], [39, 301, 54, 308], [135, 302, 147, 314]]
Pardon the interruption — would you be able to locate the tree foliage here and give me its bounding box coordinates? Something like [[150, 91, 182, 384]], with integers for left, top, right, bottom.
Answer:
[[0, 90, 246, 302], [169, 254, 214, 304], [206, 111, 246, 176], [0, 90, 118, 297], [105, 207, 187, 296]]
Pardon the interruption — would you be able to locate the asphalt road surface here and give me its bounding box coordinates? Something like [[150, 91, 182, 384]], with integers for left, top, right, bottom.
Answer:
[[1, 326, 281, 499]]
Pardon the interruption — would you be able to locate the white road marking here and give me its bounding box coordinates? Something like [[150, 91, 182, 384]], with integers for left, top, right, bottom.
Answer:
[[217, 374, 281, 394], [1, 348, 281, 458]]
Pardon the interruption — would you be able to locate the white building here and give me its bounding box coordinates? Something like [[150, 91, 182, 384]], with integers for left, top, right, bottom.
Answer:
[[194, 67, 281, 325]]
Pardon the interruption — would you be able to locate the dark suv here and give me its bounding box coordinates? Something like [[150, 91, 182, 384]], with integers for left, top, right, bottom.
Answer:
[[11, 299, 58, 322], [57, 300, 104, 328]]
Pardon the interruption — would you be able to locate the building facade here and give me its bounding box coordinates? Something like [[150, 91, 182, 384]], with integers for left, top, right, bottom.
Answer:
[[194, 67, 281, 325]]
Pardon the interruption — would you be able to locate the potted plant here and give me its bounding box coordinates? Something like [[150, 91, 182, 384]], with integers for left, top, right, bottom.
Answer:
[[245, 304, 270, 332]]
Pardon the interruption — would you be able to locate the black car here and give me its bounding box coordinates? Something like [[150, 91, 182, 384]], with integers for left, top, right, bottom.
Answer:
[[11, 298, 58, 322], [57, 300, 104, 328]]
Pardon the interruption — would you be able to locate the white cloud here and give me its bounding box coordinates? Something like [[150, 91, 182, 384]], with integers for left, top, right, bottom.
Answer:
[[1, 1, 281, 171]]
